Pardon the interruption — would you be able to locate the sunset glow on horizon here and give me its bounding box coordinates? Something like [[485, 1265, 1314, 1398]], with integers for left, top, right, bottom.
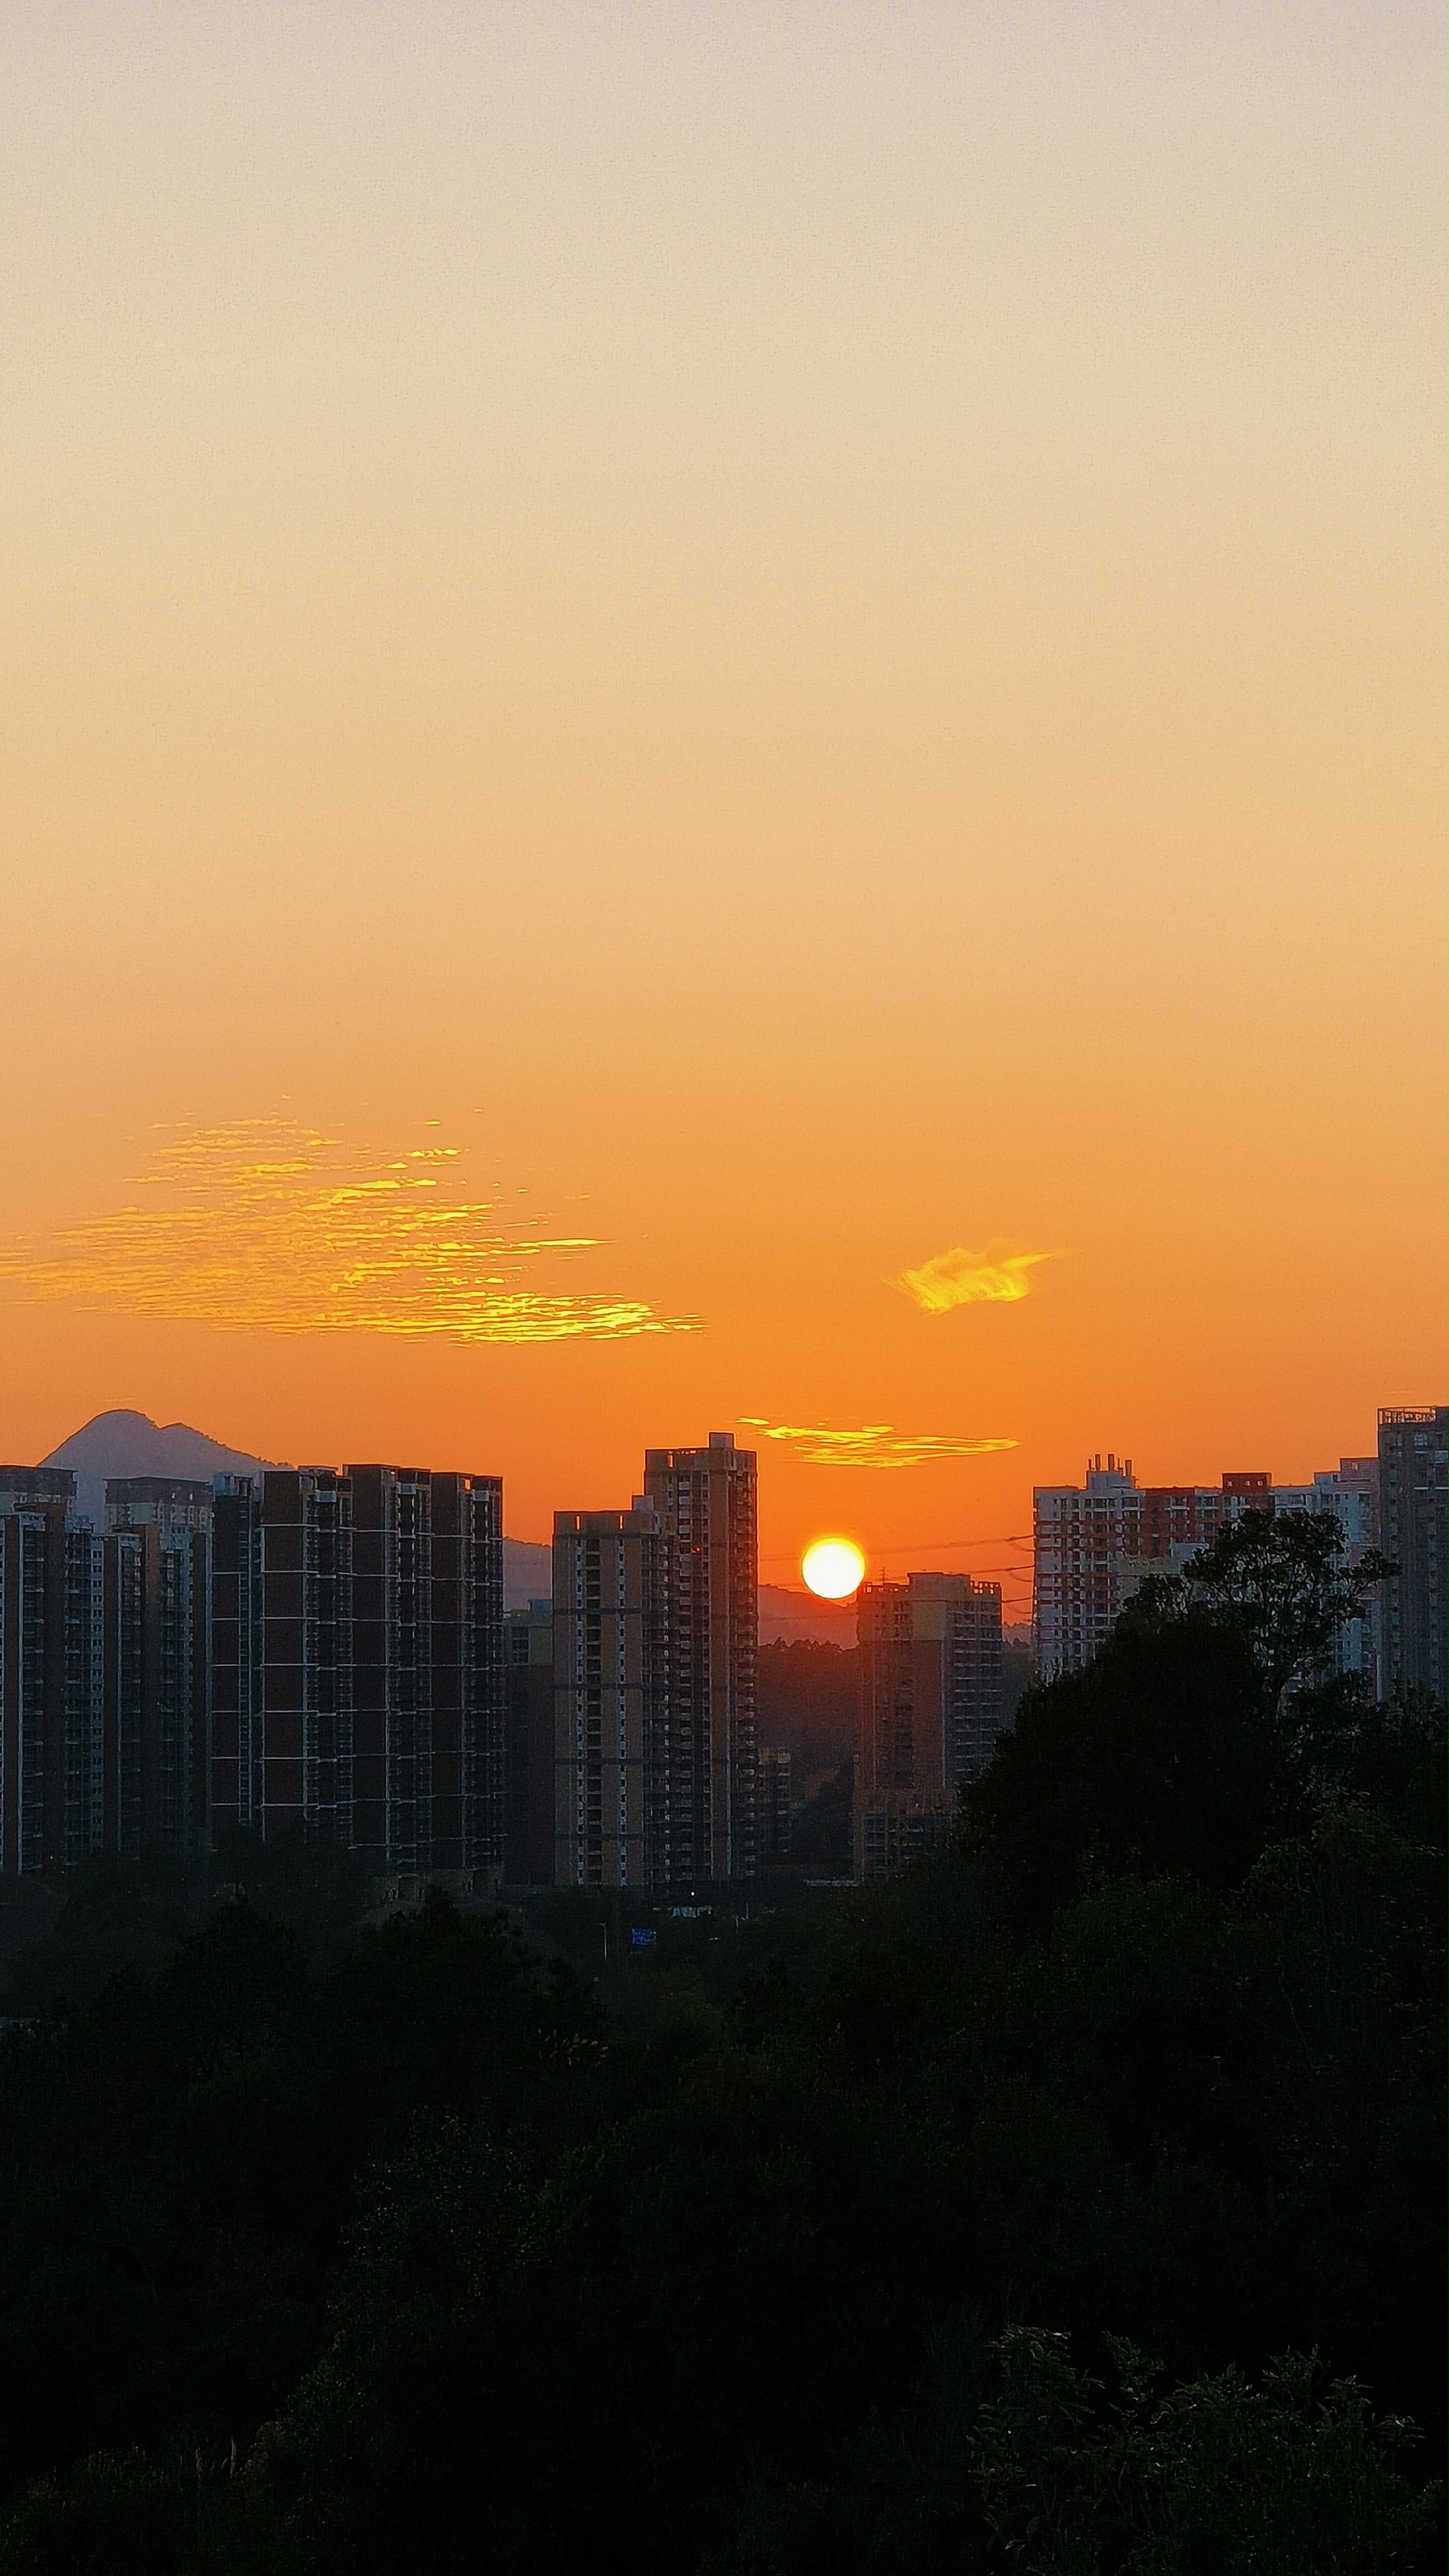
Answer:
[[0, 3, 1441, 1621]]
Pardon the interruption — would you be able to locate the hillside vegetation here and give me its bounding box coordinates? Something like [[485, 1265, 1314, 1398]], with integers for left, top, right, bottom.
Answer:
[[0, 1515, 1439, 2573]]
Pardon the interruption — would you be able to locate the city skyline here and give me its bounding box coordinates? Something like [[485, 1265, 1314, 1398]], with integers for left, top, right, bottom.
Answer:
[[13, 1392, 1442, 1629], [4, 1397, 1435, 1897]]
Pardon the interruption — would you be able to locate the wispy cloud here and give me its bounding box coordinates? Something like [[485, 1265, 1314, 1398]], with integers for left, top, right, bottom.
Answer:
[[740, 1420, 1016, 1469], [893, 1240, 1055, 1315], [0, 1119, 696, 1344]]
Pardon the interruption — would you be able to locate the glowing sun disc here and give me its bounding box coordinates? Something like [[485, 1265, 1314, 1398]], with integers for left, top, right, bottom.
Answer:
[[801, 1538, 866, 1600]]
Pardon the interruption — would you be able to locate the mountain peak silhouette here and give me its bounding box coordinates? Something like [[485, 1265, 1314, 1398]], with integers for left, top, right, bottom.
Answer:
[[40, 1409, 280, 1528]]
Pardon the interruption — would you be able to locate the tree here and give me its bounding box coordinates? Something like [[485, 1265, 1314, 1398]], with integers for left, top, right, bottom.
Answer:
[[967, 1611, 1286, 1910], [972, 2329, 1438, 2575], [1136, 1509, 1394, 1710], [0, 2449, 197, 2576]]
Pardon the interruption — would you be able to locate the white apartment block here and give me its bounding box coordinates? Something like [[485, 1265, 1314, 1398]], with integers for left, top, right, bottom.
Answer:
[[1034, 1452, 1379, 1682]]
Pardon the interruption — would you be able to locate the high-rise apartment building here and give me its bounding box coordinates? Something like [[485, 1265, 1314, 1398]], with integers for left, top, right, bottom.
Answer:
[[351, 1465, 503, 1871], [756, 1744, 793, 1860], [1036, 1452, 1386, 1683], [0, 1469, 217, 1872], [107, 1476, 215, 1535], [855, 1572, 1003, 1881], [210, 1464, 503, 1874], [503, 1599, 555, 1885], [553, 1433, 758, 1892], [1377, 1407, 1448, 1702], [210, 1473, 266, 1842], [553, 1506, 671, 1889], [0, 1469, 79, 1509], [643, 1432, 758, 1888], [103, 1477, 211, 1858], [0, 1469, 103, 1874], [211, 1469, 351, 1848], [0, 1456, 502, 1880]]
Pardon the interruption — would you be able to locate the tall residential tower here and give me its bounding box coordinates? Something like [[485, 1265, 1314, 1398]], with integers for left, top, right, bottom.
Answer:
[[210, 1464, 503, 1875], [1034, 1453, 1385, 1683], [643, 1432, 758, 1889], [553, 1432, 758, 1891], [553, 1506, 671, 1889], [855, 1572, 1003, 1880], [1377, 1407, 1448, 1701]]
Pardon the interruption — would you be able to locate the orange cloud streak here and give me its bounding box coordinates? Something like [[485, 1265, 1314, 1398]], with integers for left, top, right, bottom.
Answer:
[[893, 1242, 1056, 1315], [0, 1119, 696, 1344], [740, 1418, 1016, 1468]]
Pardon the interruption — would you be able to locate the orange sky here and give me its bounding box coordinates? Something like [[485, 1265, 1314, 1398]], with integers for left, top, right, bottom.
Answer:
[[0, 3, 1443, 1618]]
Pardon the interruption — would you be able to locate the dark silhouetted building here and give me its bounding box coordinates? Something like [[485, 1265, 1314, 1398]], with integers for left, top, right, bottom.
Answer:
[[0, 1469, 213, 1871], [855, 1572, 1002, 1881], [553, 1505, 671, 1889], [0, 1471, 103, 1874], [0, 1469, 77, 1509], [1377, 1407, 1448, 1701], [210, 1473, 266, 1843], [210, 1465, 503, 1876], [107, 1476, 214, 1535], [756, 1743, 793, 1860], [103, 1477, 211, 1858], [503, 1598, 554, 1883], [553, 1432, 758, 1892], [643, 1432, 758, 1887]]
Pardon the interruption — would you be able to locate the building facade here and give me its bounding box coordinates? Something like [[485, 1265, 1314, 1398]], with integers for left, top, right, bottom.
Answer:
[[643, 1432, 758, 1888], [503, 1600, 555, 1884], [553, 1506, 671, 1889], [0, 1472, 103, 1874], [1377, 1407, 1448, 1702], [855, 1571, 1003, 1881], [756, 1744, 793, 1860], [0, 1469, 218, 1873], [1035, 1451, 1387, 1685], [210, 1464, 503, 1873], [1271, 1460, 1381, 1688], [553, 1432, 759, 1892], [103, 1477, 211, 1858]]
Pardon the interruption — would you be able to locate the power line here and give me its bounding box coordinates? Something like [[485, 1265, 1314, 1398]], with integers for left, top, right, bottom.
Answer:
[[760, 1531, 1031, 1566]]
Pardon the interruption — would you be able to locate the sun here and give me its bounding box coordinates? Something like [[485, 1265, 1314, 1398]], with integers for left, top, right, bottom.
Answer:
[[801, 1537, 866, 1600]]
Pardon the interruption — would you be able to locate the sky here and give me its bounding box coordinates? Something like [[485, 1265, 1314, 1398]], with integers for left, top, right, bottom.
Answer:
[[0, 0, 1442, 1616]]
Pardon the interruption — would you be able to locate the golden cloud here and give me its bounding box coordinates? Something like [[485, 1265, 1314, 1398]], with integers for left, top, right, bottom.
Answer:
[[739, 1420, 1016, 1469], [0, 1119, 696, 1344], [893, 1240, 1055, 1314]]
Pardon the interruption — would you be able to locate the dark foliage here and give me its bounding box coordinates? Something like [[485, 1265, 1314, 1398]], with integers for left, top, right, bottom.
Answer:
[[969, 1611, 1292, 1914], [1167, 1506, 1396, 1705], [1000, 1630, 1036, 1726], [0, 1590, 1439, 2575], [0, 1885, 595, 2527], [789, 1758, 854, 1865]]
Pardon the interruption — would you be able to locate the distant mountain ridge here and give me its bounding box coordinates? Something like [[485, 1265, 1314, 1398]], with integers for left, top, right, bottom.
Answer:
[[758, 1584, 858, 1644], [42, 1409, 279, 1530], [501, 1538, 552, 1606]]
